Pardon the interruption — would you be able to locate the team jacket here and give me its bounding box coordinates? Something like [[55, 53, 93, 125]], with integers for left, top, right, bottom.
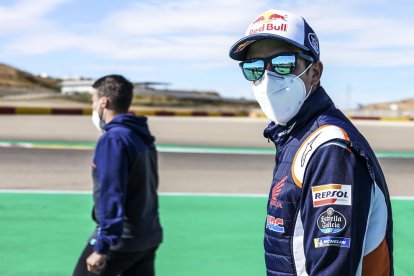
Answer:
[[90, 114, 162, 254], [263, 87, 393, 275]]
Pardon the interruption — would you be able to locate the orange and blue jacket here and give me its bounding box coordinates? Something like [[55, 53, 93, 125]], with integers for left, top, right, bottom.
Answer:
[[263, 87, 393, 275]]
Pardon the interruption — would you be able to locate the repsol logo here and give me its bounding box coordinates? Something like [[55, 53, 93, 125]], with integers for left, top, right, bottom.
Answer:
[[311, 184, 352, 207], [314, 190, 348, 199]]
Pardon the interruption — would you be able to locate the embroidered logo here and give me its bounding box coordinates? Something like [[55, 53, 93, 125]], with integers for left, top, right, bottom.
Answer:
[[314, 237, 350, 248], [317, 207, 346, 234], [253, 12, 288, 24], [301, 132, 321, 167], [311, 184, 352, 208], [266, 215, 285, 233], [248, 11, 289, 35], [270, 176, 287, 208], [308, 33, 320, 54], [234, 40, 255, 53]]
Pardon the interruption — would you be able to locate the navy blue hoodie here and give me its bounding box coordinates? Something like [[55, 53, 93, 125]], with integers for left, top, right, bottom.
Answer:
[[90, 114, 162, 254]]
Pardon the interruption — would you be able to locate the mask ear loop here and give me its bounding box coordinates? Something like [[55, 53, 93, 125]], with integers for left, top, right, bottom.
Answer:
[[292, 62, 314, 100], [294, 62, 313, 79], [304, 84, 314, 101], [101, 108, 107, 121], [99, 97, 109, 123], [100, 108, 107, 129]]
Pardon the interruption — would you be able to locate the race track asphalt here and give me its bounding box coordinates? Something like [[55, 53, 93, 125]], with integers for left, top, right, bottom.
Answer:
[[1, 147, 412, 197], [1, 115, 414, 151], [1, 116, 413, 196]]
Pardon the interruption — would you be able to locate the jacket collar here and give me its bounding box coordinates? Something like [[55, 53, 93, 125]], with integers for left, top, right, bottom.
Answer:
[[264, 86, 335, 146]]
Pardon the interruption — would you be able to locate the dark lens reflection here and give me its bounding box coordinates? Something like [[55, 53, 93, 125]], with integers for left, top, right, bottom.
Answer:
[[242, 60, 265, 81], [271, 55, 295, 75]]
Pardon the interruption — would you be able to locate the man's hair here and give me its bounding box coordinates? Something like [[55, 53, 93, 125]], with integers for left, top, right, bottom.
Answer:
[[93, 75, 133, 113]]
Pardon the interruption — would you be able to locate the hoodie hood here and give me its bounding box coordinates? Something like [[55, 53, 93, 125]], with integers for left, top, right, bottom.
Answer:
[[104, 113, 155, 145]]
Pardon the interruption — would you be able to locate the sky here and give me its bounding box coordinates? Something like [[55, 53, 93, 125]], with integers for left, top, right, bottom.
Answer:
[[0, 0, 413, 109]]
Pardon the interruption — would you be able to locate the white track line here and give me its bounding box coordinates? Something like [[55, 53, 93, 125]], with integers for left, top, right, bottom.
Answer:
[[157, 148, 274, 155], [389, 196, 414, 201], [160, 192, 267, 198], [0, 189, 412, 200], [0, 189, 266, 197], [0, 189, 91, 194]]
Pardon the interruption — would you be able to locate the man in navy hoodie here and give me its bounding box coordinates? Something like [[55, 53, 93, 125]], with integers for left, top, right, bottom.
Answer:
[[229, 9, 393, 276], [73, 75, 162, 276]]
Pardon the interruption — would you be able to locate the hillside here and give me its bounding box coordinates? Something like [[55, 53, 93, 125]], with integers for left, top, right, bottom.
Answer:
[[363, 98, 414, 112], [0, 64, 61, 94], [0, 63, 257, 113]]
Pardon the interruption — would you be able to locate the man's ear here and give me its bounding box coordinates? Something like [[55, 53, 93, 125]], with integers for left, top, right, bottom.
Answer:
[[101, 97, 110, 109], [311, 61, 323, 86]]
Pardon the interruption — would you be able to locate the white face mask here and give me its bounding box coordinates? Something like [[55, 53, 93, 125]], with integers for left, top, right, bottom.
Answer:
[[91, 99, 106, 132], [252, 64, 313, 125]]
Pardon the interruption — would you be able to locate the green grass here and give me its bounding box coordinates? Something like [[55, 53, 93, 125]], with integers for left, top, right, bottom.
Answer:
[[392, 200, 414, 276], [0, 194, 92, 276], [0, 193, 411, 275]]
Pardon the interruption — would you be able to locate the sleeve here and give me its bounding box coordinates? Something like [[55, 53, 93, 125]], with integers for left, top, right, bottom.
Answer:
[[93, 136, 129, 254], [300, 142, 373, 275]]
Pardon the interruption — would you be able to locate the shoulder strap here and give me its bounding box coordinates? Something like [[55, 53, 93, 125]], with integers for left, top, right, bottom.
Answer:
[[292, 124, 350, 188]]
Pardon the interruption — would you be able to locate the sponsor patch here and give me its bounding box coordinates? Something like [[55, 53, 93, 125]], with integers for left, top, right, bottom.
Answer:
[[301, 133, 321, 167], [314, 237, 351, 248], [234, 40, 255, 53], [248, 23, 287, 35], [270, 176, 287, 208], [252, 11, 288, 24], [308, 33, 319, 54], [248, 11, 289, 35], [268, 13, 288, 22], [317, 207, 346, 234], [253, 15, 266, 24], [266, 215, 284, 233], [311, 184, 351, 207]]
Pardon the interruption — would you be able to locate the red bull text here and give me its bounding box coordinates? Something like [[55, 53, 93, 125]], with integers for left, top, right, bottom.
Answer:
[[248, 23, 287, 35]]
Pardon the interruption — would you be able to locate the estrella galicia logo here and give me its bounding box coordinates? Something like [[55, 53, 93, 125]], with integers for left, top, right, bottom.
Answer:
[[317, 207, 346, 234], [266, 215, 285, 233], [314, 237, 350, 248], [318, 207, 346, 234]]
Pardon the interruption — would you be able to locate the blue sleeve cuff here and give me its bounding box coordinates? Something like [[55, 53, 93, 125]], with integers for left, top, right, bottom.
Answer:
[[93, 238, 110, 254]]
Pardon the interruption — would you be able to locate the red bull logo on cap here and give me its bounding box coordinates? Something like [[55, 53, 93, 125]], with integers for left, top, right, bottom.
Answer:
[[249, 11, 288, 35], [268, 13, 287, 22], [253, 11, 288, 24], [253, 15, 265, 24]]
